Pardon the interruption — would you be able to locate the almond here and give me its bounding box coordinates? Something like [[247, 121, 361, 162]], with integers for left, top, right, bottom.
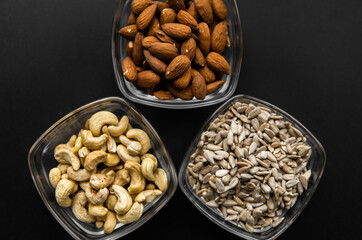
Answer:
[[194, 0, 214, 26], [122, 56, 138, 82], [181, 38, 196, 61], [198, 22, 211, 56], [152, 1, 171, 13], [160, 8, 176, 25], [148, 42, 179, 62], [177, 10, 198, 30], [142, 36, 159, 48], [192, 75, 207, 100], [118, 25, 138, 39], [211, 0, 228, 20], [187, 2, 199, 22], [191, 68, 202, 79], [131, 0, 151, 15], [154, 90, 175, 100], [211, 21, 228, 54], [136, 4, 158, 30], [154, 30, 179, 48], [194, 46, 205, 67], [132, 32, 145, 66], [165, 55, 191, 79], [173, 67, 192, 88], [206, 52, 230, 74], [135, 70, 161, 88], [126, 41, 134, 56], [206, 80, 226, 94], [143, 49, 167, 75], [167, 83, 194, 100], [161, 23, 192, 40], [199, 64, 215, 83], [145, 16, 160, 36], [128, 12, 137, 25], [168, 0, 186, 11]]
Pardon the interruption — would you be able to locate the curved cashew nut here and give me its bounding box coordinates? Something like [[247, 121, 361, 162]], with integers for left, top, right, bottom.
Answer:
[[88, 204, 108, 217], [103, 211, 117, 234], [109, 169, 130, 192], [104, 153, 121, 167], [116, 145, 140, 163], [84, 150, 107, 172], [80, 130, 107, 150], [105, 194, 118, 211], [119, 135, 142, 156], [154, 168, 168, 191], [124, 161, 146, 194], [141, 157, 157, 181], [126, 129, 151, 155], [67, 135, 77, 147], [141, 153, 157, 162], [79, 181, 109, 205], [55, 178, 76, 207], [49, 167, 61, 188], [102, 126, 118, 153], [113, 185, 133, 215], [108, 115, 129, 137], [116, 202, 144, 224], [88, 111, 119, 137], [67, 167, 92, 182], [90, 170, 116, 190], [71, 135, 83, 154], [54, 148, 81, 171], [57, 163, 71, 174], [71, 190, 96, 223], [135, 190, 162, 203]]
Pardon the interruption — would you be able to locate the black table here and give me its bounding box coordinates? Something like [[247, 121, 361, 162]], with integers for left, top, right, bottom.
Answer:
[[1, 0, 361, 239]]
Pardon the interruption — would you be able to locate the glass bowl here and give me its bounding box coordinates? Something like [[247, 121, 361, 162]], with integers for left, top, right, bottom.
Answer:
[[178, 94, 326, 239], [111, 0, 243, 109], [28, 97, 178, 239]]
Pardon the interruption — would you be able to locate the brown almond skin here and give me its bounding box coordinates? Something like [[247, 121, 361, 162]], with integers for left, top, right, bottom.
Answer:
[[206, 80, 226, 95], [211, 21, 228, 54], [167, 83, 194, 100], [118, 25, 138, 39], [131, 0, 151, 15], [198, 22, 211, 56], [153, 90, 175, 100], [161, 23, 192, 40], [152, 1, 171, 13], [142, 36, 159, 48], [128, 12, 137, 25], [165, 55, 191, 79], [160, 8, 176, 25], [206, 52, 231, 74], [135, 70, 161, 88], [187, 2, 199, 22], [148, 42, 179, 62], [136, 4, 158, 30], [132, 32, 145, 66], [211, 0, 228, 20], [145, 16, 160, 36], [143, 50, 167, 75], [194, 46, 206, 67], [181, 38, 196, 61], [191, 68, 202, 79], [199, 64, 215, 83], [194, 0, 214, 26], [177, 10, 198, 31], [192, 75, 207, 99], [126, 41, 134, 56], [168, 0, 186, 11], [173, 67, 192, 89], [154, 30, 179, 48], [122, 56, 138, 82]]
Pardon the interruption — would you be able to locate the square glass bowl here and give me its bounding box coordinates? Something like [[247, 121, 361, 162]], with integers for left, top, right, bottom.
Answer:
[[28, 97, 178, 239], [111, 0, 243, 109], [178, 94, 326, 239]]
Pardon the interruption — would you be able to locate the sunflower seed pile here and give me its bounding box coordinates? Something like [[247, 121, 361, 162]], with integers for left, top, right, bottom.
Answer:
[[186, 102, 312, 233]]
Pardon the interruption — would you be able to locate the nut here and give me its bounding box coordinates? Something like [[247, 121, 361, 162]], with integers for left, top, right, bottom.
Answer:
[[116, 202, 144, 224], [84, 150, 107, 172], [88, 111, 119, 137], [126, 129, 151, 155], [135, 189, 162, 203], [124, 161, 146, 194], [55, 178, 76, 207], [72, 191, 96, 223], [113, 185, 133, 215], [136, 4, 157, 30]]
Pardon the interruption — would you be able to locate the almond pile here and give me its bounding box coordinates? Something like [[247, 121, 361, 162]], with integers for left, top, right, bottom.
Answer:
[[118, 0, 231, 100]]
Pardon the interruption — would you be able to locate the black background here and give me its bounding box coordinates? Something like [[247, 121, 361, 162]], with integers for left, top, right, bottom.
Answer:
[[1, 0, 361, 239]]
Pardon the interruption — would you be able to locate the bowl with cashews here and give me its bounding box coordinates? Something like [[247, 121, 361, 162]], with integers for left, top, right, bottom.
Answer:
[[28, 97, 178, 239]]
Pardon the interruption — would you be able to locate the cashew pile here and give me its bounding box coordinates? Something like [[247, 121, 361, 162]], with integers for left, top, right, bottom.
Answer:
[[49, 111, 168, 234]]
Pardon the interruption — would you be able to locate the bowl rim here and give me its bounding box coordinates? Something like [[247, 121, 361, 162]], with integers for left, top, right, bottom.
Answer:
[[178, 94, 327, 239], [28, 96, 178, 239], [111, 0, 243, 109]]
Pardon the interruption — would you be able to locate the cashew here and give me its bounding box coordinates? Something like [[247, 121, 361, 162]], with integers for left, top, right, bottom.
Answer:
[[116, 202, 144, 224], [61, 173, 69, 179], [88, 111, 119, 137], [141, 153, 157, 162], [109, 169, 130, 192], [80, 130, 107, 150], [78, 147, 90, 166], [135, 190, 162, 203], [108, 115, 129, 137], [88, 204, 108, 217], [124, 161, 146, 194], [90, 170, 116, 190], [145, 183, 156, 190], [49, 167, 61, 188], [154, 168, 168, 191], [113, 185, 133, 215], [126, 129, 151, 155], [71, 190, 96, 223], [71, 182, 79, 194], [67, 167, 92, 182], [141, 157, 157, 181], [104, 153, 121, 167], [105, 194, 118, 211], [84, 150, 107, 172], [54, 148, 81, 171], [119, 135, 142, 156], [102, 126, 117, 153], [55, 178, 76, 207], [116, 145, 140, 163], [79, 181, 109, 205], [103, 211, 117, 234], [96, 221, 104, 228], [67, 134, 77, 147], [57, 163, 71, 174]]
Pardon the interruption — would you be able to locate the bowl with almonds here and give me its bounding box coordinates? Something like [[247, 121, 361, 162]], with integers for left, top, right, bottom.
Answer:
[[112, 0, 243, 108]]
